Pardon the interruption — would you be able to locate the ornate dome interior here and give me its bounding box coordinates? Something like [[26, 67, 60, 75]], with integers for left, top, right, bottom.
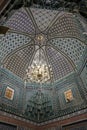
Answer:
[[0, 0, 87, 124]]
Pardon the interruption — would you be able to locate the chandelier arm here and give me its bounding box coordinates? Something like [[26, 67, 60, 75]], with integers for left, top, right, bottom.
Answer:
[[25, 48, 53, 83]]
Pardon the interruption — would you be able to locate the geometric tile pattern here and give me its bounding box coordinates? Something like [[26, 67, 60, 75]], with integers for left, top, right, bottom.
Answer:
[[49, 38, 86, 64], [0, 6, 87, 124], [0, 83, 20, 109], [30, 8, 58, 31], [0, 7, 86, 82], [58, 83, 83, 110], [0, 68, 87, 123], [48, 13, 83, 40], [3, 45, 35, 79], [80, 63, 87, 89], [0, 32, 31, 62], [46, 46, 74, 81], [25, 90, 53, 121], [5, 8, 35, 34]]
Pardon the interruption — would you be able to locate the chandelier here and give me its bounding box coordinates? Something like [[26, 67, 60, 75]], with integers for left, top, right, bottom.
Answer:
[[24, 34, 53, 83], [25, 63, 52, 83]]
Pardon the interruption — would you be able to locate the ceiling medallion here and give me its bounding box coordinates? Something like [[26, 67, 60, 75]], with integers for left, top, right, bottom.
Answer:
[[37, 35, 44, 41], [35, 34, 46, 45]]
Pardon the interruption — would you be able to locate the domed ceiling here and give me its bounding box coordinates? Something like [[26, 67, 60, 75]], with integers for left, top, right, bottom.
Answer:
[[0, 7, 86, 80], [0, 0, 87, 124]]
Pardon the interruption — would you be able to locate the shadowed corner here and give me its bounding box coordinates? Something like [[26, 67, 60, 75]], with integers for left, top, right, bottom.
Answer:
[[0, 26, 9, 34]]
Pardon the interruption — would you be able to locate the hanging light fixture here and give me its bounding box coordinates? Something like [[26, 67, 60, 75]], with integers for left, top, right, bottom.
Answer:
[[25, 63, 52, 83], [24, 34, 53, 83]]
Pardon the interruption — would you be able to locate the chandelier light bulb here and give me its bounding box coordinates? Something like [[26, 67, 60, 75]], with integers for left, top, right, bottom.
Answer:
[[25, 62, 53, 83]]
